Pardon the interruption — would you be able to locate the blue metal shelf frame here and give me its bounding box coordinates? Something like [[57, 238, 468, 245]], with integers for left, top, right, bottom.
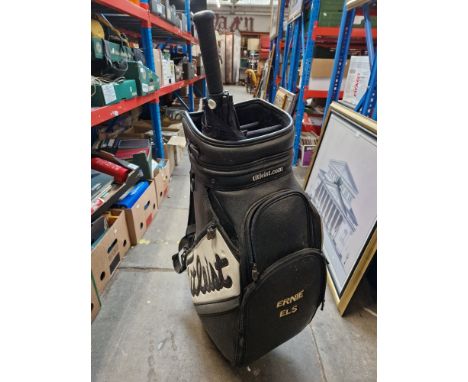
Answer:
[[292, 0, 321, 164], [324, 0, 377, 120], [185, 0, 194, 112], [269, 0, 287, 102], [280, 23, 292, 88], [138, 0, 196, 159], [266, 0, 322, 165]]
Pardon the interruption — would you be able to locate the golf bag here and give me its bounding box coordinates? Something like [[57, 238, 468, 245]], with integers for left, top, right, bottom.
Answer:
[[172, 11, 327, 366]]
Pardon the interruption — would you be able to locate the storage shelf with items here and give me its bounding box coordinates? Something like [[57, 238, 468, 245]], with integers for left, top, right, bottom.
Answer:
[[91, 0, 206, 322], [266, 0, 376, 164]]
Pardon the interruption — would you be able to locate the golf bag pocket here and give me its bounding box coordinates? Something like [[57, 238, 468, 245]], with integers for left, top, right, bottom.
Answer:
[[243, 190, 322, 281], [237, 249, 326, 365]]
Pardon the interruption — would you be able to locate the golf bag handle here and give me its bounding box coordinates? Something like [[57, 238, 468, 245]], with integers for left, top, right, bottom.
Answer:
[[193, 10, 223, 96]]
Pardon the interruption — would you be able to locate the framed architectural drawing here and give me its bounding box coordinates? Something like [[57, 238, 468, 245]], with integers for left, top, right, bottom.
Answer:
[[288, 0, 304, 23], [304, 102, 377, 315]]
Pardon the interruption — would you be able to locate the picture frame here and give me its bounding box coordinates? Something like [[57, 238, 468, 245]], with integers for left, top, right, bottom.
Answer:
[[274, 87, 297, 115], [269, 0, 281, 39], [304, 102, 377, 315], [288, 0, 304, 23]]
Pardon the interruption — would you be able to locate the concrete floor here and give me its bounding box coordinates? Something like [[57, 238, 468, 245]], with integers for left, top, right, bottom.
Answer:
[[92, 86, 377, 382]]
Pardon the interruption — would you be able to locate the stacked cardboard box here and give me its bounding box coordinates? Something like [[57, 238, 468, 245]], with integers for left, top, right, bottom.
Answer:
[[91, 210, 131, 292], [119, 181, 158, 245], [152, 159, 170, 208], [299, 132, 319, 167], [91, 275, 101, 322]]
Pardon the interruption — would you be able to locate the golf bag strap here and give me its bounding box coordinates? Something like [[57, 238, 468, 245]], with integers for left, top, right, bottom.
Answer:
[[172, 173, 196, 274]]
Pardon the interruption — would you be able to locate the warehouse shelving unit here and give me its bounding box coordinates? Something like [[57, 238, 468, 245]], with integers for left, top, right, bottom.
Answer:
[[324, 0, 377, 120], [268, 0, 322, 162], [91, 0, 207, 158], [268, 0, 377, 163]]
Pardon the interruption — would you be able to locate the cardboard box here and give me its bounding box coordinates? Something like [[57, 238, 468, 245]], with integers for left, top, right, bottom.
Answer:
[[299, 132, 319, 167], [162, 59, 176, 85], [91, 209, 131, 293], [164, 144, 176, 175], [122, 181, 158, 245], [153, 48, 163, 83], [152, 159, 170, 207], [167, 136, 186, 166], [247, 38, 260, 51], [308, 58, 350, 91], [91, 275, 101, 322]]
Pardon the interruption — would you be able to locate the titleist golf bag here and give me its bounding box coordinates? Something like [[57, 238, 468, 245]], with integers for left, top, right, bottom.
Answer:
[[172, 11, 327, 366]]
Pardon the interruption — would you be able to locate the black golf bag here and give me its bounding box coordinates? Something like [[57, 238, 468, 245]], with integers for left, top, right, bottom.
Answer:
[[172, 11, 327, 366]]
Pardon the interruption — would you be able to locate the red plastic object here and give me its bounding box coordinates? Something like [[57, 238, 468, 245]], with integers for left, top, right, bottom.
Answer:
[[302, 113, 322, 136], [260, 35, 270, 49], [314, 27, 377, 39], [303, 89, 344, 99], [91, 157, 130, 184]]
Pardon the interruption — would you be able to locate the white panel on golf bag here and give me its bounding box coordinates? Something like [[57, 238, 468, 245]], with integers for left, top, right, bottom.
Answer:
[[186, 228, 240, 305]]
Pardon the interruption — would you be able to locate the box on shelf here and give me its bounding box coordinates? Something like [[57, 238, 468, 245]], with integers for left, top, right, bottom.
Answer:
[[299, 132, 319, 167], [91, 80, 138, 107], [152, 160, 170, 207], [320, 0, 345, 12], [151, 0, 165, 17], [119, 181, 158, 245], [342, 56, 371, 108], [308, 58, 350, 91], [302, 113, 323, 136], [167, 136, 186, 166], [162, 123, 186, 168], [91, 209, 131, 293], [91, 38, 134, 62], [164, 144, 176, 175], [153, 48, 163, 84], [91, 275, 101, 322], [125, 61, 159, 95], [247, 38, 260, 51]]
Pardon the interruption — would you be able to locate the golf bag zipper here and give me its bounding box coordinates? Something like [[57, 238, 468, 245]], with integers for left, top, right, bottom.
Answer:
[[242, 190, 290, 285]]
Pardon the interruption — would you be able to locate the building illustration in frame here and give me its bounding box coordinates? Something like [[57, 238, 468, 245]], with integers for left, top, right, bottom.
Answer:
[[312, 160, 359, 265]]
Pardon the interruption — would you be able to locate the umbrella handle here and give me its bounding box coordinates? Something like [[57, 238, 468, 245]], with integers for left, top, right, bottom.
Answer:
[[193, 10, 223, 96]]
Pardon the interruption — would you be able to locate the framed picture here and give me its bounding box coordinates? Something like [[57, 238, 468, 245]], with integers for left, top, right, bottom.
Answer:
[[304, 102, 377, 315], [274, 87, 297, 115], [288, 0, 304, 23], [269, 0, 280, 39]]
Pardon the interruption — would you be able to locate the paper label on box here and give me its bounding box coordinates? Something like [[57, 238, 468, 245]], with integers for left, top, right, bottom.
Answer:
[[343, 56, 371, 107], [102, 84, 117, 104], [142, 83, 149, 93]]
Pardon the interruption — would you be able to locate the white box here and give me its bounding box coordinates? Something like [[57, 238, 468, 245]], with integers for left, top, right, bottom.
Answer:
[[342, 56, 371, 107]]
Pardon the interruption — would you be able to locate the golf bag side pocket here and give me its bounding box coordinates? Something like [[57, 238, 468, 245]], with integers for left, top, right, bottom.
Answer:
[[237, 249, 326, 365]]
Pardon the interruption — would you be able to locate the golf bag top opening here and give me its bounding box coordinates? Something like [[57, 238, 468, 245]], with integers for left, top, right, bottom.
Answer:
[[182, 99, 295, 188], [187, 98, 292, 144]]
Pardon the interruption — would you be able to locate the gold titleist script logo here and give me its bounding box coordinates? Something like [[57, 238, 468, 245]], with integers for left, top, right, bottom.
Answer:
[[276, 289, 304, 318]]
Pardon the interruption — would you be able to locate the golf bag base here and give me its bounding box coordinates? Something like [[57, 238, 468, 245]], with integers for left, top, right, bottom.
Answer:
[[174, 98, 326, 366]]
